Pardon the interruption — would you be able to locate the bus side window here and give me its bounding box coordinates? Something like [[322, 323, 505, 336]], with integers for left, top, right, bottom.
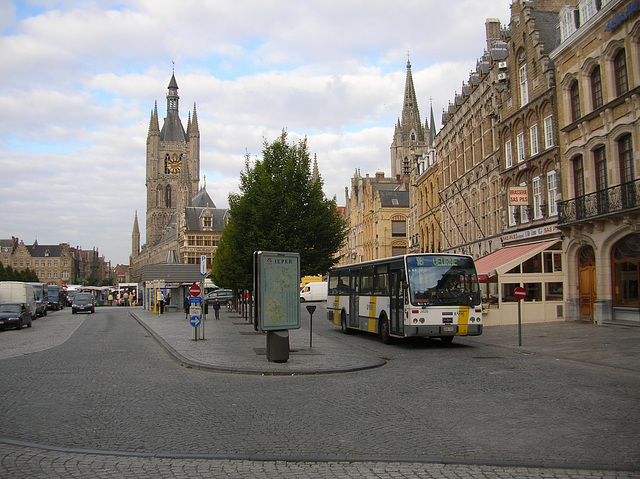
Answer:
[[328, 275, 339, 295]]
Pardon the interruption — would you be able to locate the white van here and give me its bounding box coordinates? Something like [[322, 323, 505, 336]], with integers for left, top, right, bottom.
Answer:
[[300, 281, 328, 302], [0, 281, 37, 320]]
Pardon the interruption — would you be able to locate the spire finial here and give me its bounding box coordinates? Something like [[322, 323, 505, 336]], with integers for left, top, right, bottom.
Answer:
[[172, 60, 175, 73]]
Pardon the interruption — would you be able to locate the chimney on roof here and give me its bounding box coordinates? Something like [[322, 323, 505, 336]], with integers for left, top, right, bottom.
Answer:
[[485, 18, 502, 51]]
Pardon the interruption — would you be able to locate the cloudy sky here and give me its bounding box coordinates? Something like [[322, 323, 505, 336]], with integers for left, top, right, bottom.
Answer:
[[1, 0, 510, 266]]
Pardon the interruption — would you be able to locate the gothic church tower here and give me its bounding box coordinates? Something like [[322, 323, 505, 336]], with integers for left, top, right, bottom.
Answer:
[[390, 60, 429, 178], [144, 74, 200, 247]]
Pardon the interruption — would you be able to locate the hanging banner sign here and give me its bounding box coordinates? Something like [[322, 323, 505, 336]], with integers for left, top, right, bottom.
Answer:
[[508, 186, 529, 206]]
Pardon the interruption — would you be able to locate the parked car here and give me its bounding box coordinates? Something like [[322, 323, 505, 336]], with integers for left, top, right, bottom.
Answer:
[[72, 293, 95, 314], [204, 289, 234, 305], [0, 302, 33, 330], [0, 282, 37, 320]]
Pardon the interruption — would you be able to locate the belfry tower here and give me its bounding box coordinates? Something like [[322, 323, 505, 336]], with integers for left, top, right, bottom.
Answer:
[[144, 74, 200, 247], [390, 59, 429, 178]]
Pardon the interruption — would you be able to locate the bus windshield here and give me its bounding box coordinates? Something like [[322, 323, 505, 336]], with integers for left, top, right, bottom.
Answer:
[[406, 255, 481, 306]]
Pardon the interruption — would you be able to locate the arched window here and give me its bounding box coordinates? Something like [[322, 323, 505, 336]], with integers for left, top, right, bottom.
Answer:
[[612, 234, 640, 308], [165, 185, 172, 208], [614, 49, 628, 96], [573, 155, 585, 218], [594, 146, 608, 212], [618, 134, 635, 207], [590, 65, 602, 109], [570, 80, 581, 121]]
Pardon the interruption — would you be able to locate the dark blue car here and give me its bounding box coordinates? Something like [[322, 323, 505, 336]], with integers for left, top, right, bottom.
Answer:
[[0, 302, 33, 330]]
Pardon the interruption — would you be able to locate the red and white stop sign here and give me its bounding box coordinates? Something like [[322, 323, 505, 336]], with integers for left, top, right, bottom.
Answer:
[[189, 284, 201, 297], [514, 286, 526, 300]]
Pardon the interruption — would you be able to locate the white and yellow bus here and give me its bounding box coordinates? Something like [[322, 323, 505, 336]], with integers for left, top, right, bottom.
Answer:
[[327, 254, 483, 344]]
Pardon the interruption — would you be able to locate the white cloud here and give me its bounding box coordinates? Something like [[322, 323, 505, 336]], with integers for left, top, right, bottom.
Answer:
[[1, 0, 510, 265]]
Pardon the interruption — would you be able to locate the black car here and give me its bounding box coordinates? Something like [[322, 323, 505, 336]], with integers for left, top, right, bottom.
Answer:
[[204, 289, 234, 305], [72, 293, 95, 314], [0, 302, 33, 330]]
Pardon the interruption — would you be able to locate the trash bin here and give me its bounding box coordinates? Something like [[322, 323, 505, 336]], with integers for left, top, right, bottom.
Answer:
[[266, 330, 290, 363]]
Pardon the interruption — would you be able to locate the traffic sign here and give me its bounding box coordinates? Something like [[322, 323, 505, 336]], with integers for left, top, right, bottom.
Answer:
[[200, 255, 207, 276], [190, 305, 202, 317], [514, 286, 526, 300], [189, 296, 202, 303], [190, 316, 201, 328], [189, 284, 201, 296]]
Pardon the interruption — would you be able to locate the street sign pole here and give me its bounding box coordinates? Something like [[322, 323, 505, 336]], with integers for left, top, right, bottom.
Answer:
[[306, 305, 316, 348], [201, 279, 205, 340], [514, 286, 526, 346]]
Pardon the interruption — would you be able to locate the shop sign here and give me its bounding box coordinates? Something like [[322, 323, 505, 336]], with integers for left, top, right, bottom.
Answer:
[[501, 225, 561, 243], [606, 0, 640, 31], [508, 186, 529, 206]]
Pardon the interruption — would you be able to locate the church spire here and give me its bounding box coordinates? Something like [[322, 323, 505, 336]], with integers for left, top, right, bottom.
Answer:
[[401, 59, 424, 143], [148, 101, 159, 135], [132, 211, 140, 257], [429, 100, 437, 148]]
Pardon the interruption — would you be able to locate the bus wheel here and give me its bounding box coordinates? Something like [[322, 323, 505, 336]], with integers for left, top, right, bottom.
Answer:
[[340, 311, 351, 334], [380, 315, 392, 344], [441, 336, 454, 345]]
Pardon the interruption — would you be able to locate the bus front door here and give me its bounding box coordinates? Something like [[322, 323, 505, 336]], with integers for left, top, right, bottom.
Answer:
[[349, 271, 360, 328], [390, 270, 404, 336]]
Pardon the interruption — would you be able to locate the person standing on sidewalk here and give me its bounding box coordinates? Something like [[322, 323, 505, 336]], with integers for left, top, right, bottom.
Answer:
[[212, 298, 221, 320]]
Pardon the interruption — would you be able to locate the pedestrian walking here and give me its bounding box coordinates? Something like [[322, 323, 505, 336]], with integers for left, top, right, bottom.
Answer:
[[212, 298, 221, 320], [184, 294, 190, 320]]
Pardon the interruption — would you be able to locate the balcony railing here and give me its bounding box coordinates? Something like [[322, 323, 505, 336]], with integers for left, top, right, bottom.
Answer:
[[558, 178, 640, 225]]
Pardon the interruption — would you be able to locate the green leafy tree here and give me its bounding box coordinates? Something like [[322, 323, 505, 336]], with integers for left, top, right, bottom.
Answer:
[[211, 130, 346, 290]]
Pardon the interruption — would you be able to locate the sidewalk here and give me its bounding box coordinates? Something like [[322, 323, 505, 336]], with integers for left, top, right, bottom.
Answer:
[[130, 307, 640, 375], [130, 307, 385, 375]]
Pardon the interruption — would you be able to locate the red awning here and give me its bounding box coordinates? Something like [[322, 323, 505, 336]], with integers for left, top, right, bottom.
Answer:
[[475, 241, 558, 278]]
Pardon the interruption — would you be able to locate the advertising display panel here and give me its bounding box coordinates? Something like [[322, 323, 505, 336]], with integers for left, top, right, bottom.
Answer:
[[254, 251, 300, 331]]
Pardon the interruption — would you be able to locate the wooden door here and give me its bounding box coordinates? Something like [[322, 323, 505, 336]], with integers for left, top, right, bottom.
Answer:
[[578, 246, 596, 322]]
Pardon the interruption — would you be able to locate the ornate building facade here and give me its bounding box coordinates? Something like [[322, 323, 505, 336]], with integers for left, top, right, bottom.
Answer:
[[550, 0, 640, 324], [130, 75, 227, 282]]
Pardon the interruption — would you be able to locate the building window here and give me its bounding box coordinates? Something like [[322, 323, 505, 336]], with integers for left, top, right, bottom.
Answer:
[[547, 170, 558, 216], [516, 132, 526, 162], [591, 65, 603, 109], [594, 146, 608, 212], [532, 176, 543, 219], [392, 220, 406, 237], [544, 116, 554, 149], [203, 217, 212, 228], [614, 49, 628, 96], [530, 124, 539, 156], [505, 139, 513, 168], [618, 134, 635, 207], [579, 0, 596, 22], [570, 80, 581, 121], [560, 7, 577, 42], [594, 146, 608, 192], [519, 64, 529, 106], [165, 185, 172, 208], [612, 234, 640, 308], [520, 182, 529, 223], [573, 155, 585, 198]]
